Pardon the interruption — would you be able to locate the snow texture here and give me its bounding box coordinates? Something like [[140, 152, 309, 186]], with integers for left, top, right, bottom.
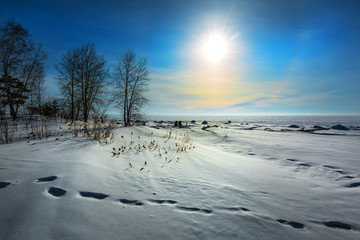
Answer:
[[1, 116, 360, 240]]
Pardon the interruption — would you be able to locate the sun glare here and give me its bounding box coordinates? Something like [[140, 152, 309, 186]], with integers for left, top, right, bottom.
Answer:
[[203, 34, 228, 63]]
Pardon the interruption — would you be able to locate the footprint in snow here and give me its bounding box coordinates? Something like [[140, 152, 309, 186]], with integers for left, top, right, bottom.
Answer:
[[335, 169, 348, 174], [286, 158, 299, 162], [285, 159, 312, 169], [0, 181, 11, 189], [344, 182, 360, 188], [147, 199, 178, 205], [323, 165, 337, 169], [36, 176, 57, 182], [118, 199, 144, 206], [323, 221, 352, 230], [277, 219, 305, 229], [336, 175, 355, 181], [79, 191, 109, 200], [297, 163, 312, 168], [216, 206, 250, 212], [323, 166, 349, 175], [320, 165, 359, 184], [175, 206, 213, 214], [319, 165, 357, 182], [48, 187, 67, 197]]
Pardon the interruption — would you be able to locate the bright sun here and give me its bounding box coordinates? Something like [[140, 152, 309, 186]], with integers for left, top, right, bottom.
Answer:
[[203, 34, 228, 63]]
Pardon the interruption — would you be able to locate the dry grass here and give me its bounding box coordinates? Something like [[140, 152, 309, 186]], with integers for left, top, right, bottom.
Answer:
[[73, 117, 117, 144], [111, 129, 195, 169]]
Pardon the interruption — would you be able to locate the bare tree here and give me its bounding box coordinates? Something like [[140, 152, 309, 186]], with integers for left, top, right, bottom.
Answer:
[[77, 43, 108, 122], [57, 43, 108, 122], [0, 20, 47, 120], [26, 45, 47, 115], [56, 48, 80, 122], [112, 50, 150, 126]]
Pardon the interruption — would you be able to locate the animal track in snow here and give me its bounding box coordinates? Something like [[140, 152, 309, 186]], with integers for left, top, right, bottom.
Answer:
[[79, 191, 109, 200], [48, 187, 66, 197], [36, 176, 57, 182]]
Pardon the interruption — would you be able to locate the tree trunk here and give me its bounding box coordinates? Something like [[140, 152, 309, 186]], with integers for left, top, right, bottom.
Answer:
[[123, 72, 128, 126], [9, 102, 16, 120], [123, 106, 127, 126], [15, 102, 19, 119], [75, 102, 80, 120], [127, 110, 131, 126], [84, 109, 88, 122], [71, 79, 74, 122], [83, 97, 88, 122]]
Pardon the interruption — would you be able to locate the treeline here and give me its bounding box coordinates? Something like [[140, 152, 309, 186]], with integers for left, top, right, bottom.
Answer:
[[0, 19, 150, 125]]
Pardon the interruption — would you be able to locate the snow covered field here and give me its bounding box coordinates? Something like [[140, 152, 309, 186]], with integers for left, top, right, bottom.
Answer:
[[1, 116, 360, 240]]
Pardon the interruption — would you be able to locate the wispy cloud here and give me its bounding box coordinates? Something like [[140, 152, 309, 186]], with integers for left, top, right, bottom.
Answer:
[[147, 65, 311, 114]]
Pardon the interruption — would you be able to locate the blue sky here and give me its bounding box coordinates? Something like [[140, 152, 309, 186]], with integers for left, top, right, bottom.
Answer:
[[1, 0, 360, 115]]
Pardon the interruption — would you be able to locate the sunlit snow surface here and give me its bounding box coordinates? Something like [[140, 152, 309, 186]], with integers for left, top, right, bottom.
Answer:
[[1, 116, 360, 240]]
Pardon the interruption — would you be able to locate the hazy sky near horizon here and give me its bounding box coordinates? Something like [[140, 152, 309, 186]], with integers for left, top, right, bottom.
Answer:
[[1, 0, 360, 115]]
